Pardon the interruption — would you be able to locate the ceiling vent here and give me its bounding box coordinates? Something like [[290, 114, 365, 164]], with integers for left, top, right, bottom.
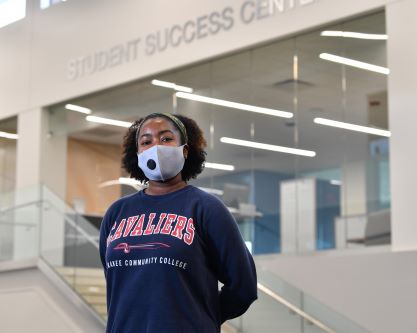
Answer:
[[272, 78, 314, 91]]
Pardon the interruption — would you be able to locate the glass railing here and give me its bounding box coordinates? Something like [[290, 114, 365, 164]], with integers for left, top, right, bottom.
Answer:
[[229, 267, 370, 333], [0, 185, 106, 323], [1, 185, 370, 332], [38, 186, 106, 321], [0, 184, 44, 262], [0, 200, 40, 261], [39, 186, 100, 267], [228, 289, 328, 333]]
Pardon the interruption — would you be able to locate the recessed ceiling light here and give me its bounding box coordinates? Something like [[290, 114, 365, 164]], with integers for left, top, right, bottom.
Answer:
[[86, 115, 132, 128], [319, 53, 389, 75], [220, 137, 316, 157], [0, 131, 18, 140], [151, 80, 193, 93], [314, 117, 391, 137], [118, 177, 143, 186], [99, 178, 145, 190], [65, 104, 92, 114], [176, 92, 293, 118], [321, 31, 388, 40], [204, 162, 235, 171]]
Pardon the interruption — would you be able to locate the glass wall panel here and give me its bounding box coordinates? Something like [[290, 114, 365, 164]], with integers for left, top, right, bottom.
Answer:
[[48, 78, 177, 216], [250, 40, 297, 254], [342, 12, 389, 247], [177, 53, 258, 251], [295, 22, 345, 252], [49, 10, 389, 255]]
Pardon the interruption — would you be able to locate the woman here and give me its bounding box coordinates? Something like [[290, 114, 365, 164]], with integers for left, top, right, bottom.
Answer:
[[99, 112, 257, 333]]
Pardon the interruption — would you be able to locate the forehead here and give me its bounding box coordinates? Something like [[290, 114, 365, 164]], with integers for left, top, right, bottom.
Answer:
[[139, 117, 178, 134]]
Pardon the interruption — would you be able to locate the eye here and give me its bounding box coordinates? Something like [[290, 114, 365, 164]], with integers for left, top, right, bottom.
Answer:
[[161, 137, 173, 142], [140, 140, 151, 146]]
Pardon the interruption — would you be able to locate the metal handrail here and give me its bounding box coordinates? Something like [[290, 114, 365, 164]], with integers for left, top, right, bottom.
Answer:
[[0, 221, 37, 227], [42, 201, 100, 249], [257, 283, 336, 333], [2, 199, 100, 249], [0, 200, 42, 214]]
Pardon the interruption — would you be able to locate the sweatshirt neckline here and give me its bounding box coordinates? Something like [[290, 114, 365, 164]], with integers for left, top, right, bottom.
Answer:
[[138, 184, 193, 200]]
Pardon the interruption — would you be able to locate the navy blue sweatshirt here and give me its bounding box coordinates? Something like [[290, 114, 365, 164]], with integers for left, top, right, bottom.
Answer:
[[99, 185, 257, 333]]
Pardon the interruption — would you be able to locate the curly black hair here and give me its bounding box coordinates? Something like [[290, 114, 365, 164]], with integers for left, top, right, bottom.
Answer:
[[122, 114, 207, 182]]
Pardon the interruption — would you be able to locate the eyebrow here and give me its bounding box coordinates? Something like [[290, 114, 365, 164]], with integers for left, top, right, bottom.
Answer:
[[139, 129, 174, 139]]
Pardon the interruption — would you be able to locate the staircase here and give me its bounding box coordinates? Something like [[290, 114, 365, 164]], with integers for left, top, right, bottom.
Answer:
[[55, 267, 107, 321], [1, 185, 369, 333]]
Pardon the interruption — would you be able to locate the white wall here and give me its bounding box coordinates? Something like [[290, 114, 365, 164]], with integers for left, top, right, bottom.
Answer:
[[257, 249, 417, 333], [341, 160, 367, 216], [14, 108, 66, 263], [386, 0, 417, 251], [0, 0, 394, 118], [0, 6, 32, 120], [16, 108, 43, 189], [0, 267, 104, 333]]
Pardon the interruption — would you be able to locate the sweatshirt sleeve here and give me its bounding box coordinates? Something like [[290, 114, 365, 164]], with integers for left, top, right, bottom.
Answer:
[[99, 211, 110, 279], [202, 196, 258, 323]]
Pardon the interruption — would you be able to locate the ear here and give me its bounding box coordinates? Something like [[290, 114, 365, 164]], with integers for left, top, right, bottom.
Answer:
[[183, 144, 189, 159]]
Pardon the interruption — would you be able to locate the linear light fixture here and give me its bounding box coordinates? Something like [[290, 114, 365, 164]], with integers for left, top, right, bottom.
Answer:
[[99, 177, 145, 190], [314, 117, 391, 137], [330, 180, 342, 186], [321, 31, 388, 40], [151, 79, 193, 93], [0, 0, 26, 29], [86, 115, 132, 128], [0, 131, 18, 140], [119, 177, 144, 186], [65, 104, 92, 114], [204, 162, 235, 171], [176, 92, 293, 118], [220, 137, 316, 157], [319, 53, 389, 75]]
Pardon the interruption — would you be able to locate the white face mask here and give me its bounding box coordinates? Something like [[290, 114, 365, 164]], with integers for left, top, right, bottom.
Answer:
[[137, 145, 186, 181]]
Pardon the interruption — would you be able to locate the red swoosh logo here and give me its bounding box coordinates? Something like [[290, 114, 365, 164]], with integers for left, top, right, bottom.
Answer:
[[113, 242, 170, 254]]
